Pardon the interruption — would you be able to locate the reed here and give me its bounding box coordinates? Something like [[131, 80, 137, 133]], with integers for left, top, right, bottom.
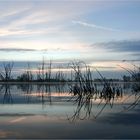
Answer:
[[68, 61, 123, 121], [120, 63, 140, 111]]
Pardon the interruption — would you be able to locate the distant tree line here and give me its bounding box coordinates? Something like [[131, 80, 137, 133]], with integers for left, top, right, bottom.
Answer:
[[0, 60, 66, 82], [0, 60, 139, 82]]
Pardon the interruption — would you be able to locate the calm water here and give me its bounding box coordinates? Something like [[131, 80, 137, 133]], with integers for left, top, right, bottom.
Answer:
[[0, 82, 140, 139]]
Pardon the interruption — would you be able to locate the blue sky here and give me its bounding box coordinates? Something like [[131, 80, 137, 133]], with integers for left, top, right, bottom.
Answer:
[[0, 0, 140, 71]]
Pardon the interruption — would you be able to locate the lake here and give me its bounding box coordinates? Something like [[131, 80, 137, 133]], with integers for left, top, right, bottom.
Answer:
[[0, 82, 140, 139]]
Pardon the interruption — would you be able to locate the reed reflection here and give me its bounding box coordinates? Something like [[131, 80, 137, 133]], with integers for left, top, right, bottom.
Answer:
[[0, 81, 139, 122], [16, 84, 67, 105], [2, 84, 13, 104], [0, 84, 13, 104], [121, 82, 140, 111], [68, 83, 140, 122], [68, 82, 123, 121], [121, 64, 140, 111], [68, 61, 140, 121]]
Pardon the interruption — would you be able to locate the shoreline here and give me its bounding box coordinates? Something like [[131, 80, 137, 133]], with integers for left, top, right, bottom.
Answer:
[[0, 81, 139, 85]]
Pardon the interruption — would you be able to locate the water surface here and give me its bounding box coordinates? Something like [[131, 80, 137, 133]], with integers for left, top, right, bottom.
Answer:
[[0, 83, 140, 139]]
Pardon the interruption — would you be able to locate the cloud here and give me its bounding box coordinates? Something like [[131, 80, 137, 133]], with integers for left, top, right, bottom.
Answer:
[[0, 48, 37, 52], [91, 40, 140, 53], [0, 1, 96, 38], [131, 53, 140, 57], [72, 20, 120, 32]]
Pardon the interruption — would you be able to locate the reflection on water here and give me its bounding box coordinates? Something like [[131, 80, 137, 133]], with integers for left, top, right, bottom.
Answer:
[[70, 81, 140, 121], [0, 84, 68, 104], [126, 82, 140, 110], [0, 82, 139, 116], [0, 82, 140, 138], [0, 84, 13, 104]]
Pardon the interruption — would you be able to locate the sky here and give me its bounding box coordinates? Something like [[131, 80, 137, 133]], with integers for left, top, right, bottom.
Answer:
[[0, 0, 140, 77]]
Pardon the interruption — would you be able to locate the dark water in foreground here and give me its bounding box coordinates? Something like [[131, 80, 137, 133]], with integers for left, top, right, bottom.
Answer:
[[0, 83, 140, 139]]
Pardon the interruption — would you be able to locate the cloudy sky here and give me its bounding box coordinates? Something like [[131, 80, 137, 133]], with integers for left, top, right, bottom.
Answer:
[[0, 0, 140, 74]]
